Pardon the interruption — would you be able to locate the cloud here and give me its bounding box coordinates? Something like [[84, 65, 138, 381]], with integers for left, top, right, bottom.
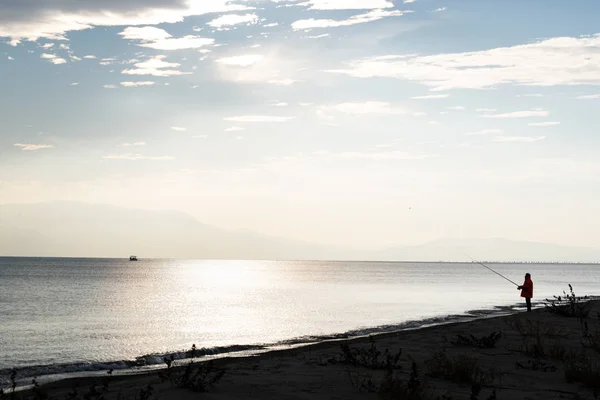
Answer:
[[119, 26, 214, 50], [446, 106, 465, 111], [207, 13, 259, 29], [171, 126, 187, 131], [576, 94, 600, 100], [120, 81, 156, 87], [483, 110, 548, 118], [14, 143, 54, 151], [192, 134, 208, 138], [404, 0, 416, 3], [123, 142, 146, 146], [528, 121, 560, 127], [324, 101, 408, 115], [268, 79, 298, 85], [466, 129, 503, 136], [292, 9, 407, 30], [103, 84, 118, 89], [476, 108, 496, 112], [517, 93, 544, 97], [329, 34, 600, 91], [216, 54, 264, 67], [225, 126, 245, 132], [493, 136, 546, 143], [289, 0, 395, 10], [122, 55, 190, 77], [317, 150, 436, 160], [40, 53, 67, 64], [304, 33, 330, 39], [8, 56, 14, 60], [434, 7, 447, 12], [0, 1, 252, 45], [102, 153, 174, 160], [70, 82, 79, 86], [224, 116, 295, 122], [263, 22, 279, 28], [411, 94, 449, 99], [83, 55, 97, 59]]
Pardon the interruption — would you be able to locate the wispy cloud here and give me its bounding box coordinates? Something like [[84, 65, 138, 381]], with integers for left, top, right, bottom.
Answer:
[[14, 143, 54, 151], [171, 127, 187, 132], [316, 150, 437, 161], [120, 81, 156, 87], [466, 129, 503, 136], [122, 55, 190, 77], [40, 53, 66, 64], [102, 153, 175, 161], [123, 142, 146, 146], [216, 55, 264, 67], [528, 121, 560, 127], [103, 84, 118, 89], [411, 94, 449, 99], [225, 127, 245, 132], [434, 7, 447, 12], [224, 116, 295, 122], [207, 13, 259, 29], [447, 106, 465, 111], [493, 136, 546, 143], [329, 34, 600, 91], [268, 79, 298, 85], [324, 101, 408, 115], [576, 94, 600, 100], [0, 1, 251, 45], [119, 27, 214, 50], [483, 110, 549, 118], [296, 0, 395, 10], [292, 9, 407, 30]]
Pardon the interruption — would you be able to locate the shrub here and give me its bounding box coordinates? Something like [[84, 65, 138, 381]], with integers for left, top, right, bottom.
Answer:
[[158, 345, 226, 393], [451, 332, 502, 349], [564, 352, 600, 391], [424, 351, 494, 386], [545, 285, 591, 319], [339, 338, 402, 370], [379, 361, 434, 400]]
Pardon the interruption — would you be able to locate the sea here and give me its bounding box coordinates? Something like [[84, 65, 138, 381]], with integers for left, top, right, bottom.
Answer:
[[1, 257, 599, 388]]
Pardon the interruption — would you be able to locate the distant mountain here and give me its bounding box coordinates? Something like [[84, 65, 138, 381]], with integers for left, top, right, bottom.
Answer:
[[376, 237, 600, 263], [0, 202, 354, 259], [1, 202, 599, 262]]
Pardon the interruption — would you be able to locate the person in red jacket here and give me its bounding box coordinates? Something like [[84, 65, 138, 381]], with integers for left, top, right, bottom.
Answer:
[[517, 273, 533, 312]]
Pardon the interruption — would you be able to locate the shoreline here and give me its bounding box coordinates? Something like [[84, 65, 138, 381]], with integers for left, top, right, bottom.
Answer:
[[21, 300, 599, 399], [1, 299, 544, 389]]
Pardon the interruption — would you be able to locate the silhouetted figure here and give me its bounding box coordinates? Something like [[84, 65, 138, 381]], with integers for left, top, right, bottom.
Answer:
[[517, 273, 533, 312]]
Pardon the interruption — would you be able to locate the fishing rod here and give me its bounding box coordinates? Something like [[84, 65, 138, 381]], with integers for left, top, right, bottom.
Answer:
[[463, 253, 519, 287]]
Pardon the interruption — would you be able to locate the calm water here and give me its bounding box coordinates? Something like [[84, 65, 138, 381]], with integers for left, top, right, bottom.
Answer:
[[1, 258, 599, 383]]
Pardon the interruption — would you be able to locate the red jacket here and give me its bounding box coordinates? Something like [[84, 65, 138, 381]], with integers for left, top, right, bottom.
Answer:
[[520, 278, 533, 298]]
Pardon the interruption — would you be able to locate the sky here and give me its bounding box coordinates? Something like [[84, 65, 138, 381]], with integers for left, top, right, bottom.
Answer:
[[1, 0, 600, 250]]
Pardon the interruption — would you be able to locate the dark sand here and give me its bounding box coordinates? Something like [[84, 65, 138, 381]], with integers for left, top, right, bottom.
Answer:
[[14, 301, 600, 399]]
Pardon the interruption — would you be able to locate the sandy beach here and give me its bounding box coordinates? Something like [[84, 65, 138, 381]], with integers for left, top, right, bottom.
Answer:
[[11, 300, 600, 400]]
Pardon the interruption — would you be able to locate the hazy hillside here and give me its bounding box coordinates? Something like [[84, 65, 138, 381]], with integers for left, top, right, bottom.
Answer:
[[1, 202, 599, 262], [0, 202, 353, 259], [377, 238, 600, 263]]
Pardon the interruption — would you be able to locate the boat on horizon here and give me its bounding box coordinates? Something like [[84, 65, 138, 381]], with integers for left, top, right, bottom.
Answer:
[[129, 256, 138, 261]]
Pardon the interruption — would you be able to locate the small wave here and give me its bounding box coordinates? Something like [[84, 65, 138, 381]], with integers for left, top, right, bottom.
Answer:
[[0, 300, 545, 389]]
